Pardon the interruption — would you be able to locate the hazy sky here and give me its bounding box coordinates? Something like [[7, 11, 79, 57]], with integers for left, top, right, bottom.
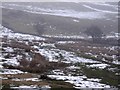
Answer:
[[0, 0, 119, 2]]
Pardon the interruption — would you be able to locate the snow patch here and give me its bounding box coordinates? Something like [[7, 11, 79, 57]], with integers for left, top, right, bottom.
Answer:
[[48, 75, 110, 88], [87, 64, 109, 69], [12, 78, 41, 82], [57, 41, 76, 44], [2, 3, 106, 19], [83, 5, 117, 14], [73, 19, 79, 22], [0, 25, 46, 41], [0, 69, 24, 74]]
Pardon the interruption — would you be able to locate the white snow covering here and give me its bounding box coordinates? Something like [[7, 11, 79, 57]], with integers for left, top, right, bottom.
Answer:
[[83, 4, 117, 14], [1, 3, 106, 19], [0, 18, 118, 89], [0, 69, 24, 74], [0, 64, 3, 68], [87, 64, 109, 69], [43, 35, 86, 39], [91, 2, 118, 10], [36, 46, 109, 69], [105, 33, 120, 40], [48, 75, 110, 88], [73, 19, 79, 22], [38, 48, 99, 64], [41, 85, 51, 89], [112, 60, 120, 65], [49, 69, 111, 88], [3, 57, 20, 66], [40, 42, 56, 48], [0, 25, 46, 41], [4, 47, 14, 52], [11, 85, 51, 89], [52, 69, 65, 75], [12, 78, 41, 82], [67, 66, 80, 70], [0, 40, 22, 67], [11, 85, 38, 89], [57, 41, 76, 44]]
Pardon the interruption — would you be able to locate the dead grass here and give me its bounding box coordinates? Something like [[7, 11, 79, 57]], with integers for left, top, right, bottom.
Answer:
[[56, 41, 119, 65], [2, 73, 34, 79], [2, 73, 73, 88]]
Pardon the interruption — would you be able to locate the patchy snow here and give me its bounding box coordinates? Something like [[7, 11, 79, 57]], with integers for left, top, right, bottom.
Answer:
[[11, 85, 51, 90], [43, 35, 87, 39], [87, 64, 109, 69], [24, 53, 32, 61], [0, 25, 46, 41], [87, 78, 101, 82], [11, 85, 38, 89], [0, 26, 113, 69], [38, 48, 99, 64], [41, 42, 56, 48], [83, 4, 117, 14], [4, 47, 14, 52], [2, 3, 106, 20], [41, 85, 51, 89], [67, 66, 80, 70], [48, 75, 110, 88], [0, 69, 24, 74], [12, 78, 41, 82], [112, 60, 120, 65], [0, 64, 3, 68], [37, 47, 111, 69], [16, 55, 23, 60], [3, 57, 20, 66], [0, 17, 118, 89], [48, 68, 111, 89], [91, 2, 118, 10], [52, 69, 65, 75], [105, 33, 120, 40], [38, 48, 60, 62], [57, 41, 76, 44], [2, 77, 8, 80], [73, 19, 79, 22], [72, 80, 110, 89]]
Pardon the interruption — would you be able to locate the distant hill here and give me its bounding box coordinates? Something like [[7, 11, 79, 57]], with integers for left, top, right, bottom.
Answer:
[[1, 2, 118, 36]]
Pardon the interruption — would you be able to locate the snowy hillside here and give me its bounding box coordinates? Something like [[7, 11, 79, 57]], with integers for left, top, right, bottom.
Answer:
[[1, 2, 118, 36], [0, 25, 119, 89], [1, 2, 118, 19]]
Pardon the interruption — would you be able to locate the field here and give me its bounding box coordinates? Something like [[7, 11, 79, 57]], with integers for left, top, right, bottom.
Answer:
[[0, 27, 119, 89], [0, 2, 119, 90]]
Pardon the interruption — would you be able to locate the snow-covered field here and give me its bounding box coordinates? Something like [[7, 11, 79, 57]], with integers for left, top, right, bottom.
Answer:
[[11, 85, 51, 90], [0, 1, 119, 89], [0, 69, 24, 74], [48, 75, 110, 89], [1, 2, 118, 20], [12, 78, 41, 82], [0, 25, 119, 89], [47, 68, 110, 89], [1, 2, 119, 39], [0, 25, 46, 41]]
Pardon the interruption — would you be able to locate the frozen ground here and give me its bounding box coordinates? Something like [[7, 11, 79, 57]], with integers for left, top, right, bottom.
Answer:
[[11, 85, 51, 90], [0, 1, 119, 89], [48, 75, 110, 89], [0, 25, 46, 41], [0, 25, 119, 89], [0, 69, 24, 74], [47, 68, 110, 89], [1, 2, 118, 20]]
